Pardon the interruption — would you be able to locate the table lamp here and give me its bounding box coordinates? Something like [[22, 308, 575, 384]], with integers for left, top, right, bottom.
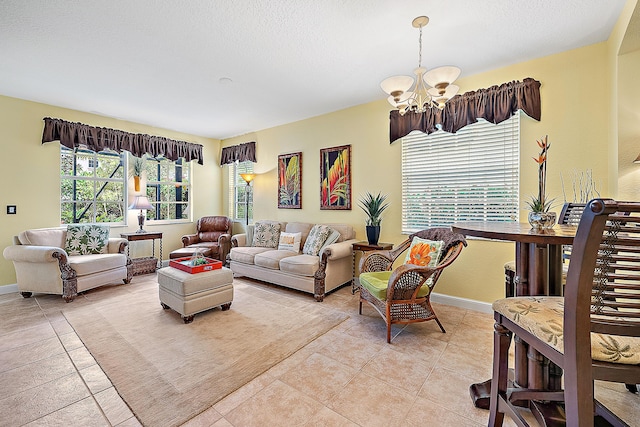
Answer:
[[240, 173, 256, 226], [128, 195, 154, 233]]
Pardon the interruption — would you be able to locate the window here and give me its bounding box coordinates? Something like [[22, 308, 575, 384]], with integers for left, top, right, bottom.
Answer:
[[228, 161, 254, 223], [401, 114, 520, 233], [60, 147, 126, 224], [144, 157, 191, 221]]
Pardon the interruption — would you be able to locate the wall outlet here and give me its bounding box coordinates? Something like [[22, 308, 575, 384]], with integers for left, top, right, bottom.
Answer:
[[6, 205, 16, 214]]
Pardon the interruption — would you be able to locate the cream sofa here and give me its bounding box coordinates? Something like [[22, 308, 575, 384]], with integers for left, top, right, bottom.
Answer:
[[3, 227, 132, 302], [228, 221, 357, 301]]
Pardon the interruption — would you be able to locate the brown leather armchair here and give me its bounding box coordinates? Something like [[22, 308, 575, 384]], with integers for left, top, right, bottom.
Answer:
[[170, 216, 232, 262]]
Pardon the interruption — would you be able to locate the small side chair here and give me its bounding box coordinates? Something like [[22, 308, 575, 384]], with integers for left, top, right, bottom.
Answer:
[[358, 228, 467, 343]]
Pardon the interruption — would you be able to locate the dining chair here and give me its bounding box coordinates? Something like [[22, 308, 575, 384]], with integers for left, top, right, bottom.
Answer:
[[489, 199, 640, 427], [357, 228, 467, 343]]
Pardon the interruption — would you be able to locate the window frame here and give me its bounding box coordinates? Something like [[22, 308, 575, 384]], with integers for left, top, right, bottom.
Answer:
[[60, 146, 126, 225], [144, 156, 192, 224], [228, 161, 254, 224], [401, 114, 520, 233]]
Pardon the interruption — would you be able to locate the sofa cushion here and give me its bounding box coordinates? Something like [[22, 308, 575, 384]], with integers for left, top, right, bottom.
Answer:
[[323, 223, 356, 242], [319, 229, 340, 256], [277, 232, 302, 253], [252, 221, 282, 248], [279, 254, 320, 277], [230, 246, 273, 265], [284, 222, 314, 247], [18, 227, 66, 248], [254, 250, 298, 270], [68, 253, 127, 276], [65, 224, 110, 255], [302, 225, 333, 256]]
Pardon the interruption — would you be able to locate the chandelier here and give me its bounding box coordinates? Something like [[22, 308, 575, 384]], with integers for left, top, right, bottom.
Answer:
[[380, 16, 461, 114]]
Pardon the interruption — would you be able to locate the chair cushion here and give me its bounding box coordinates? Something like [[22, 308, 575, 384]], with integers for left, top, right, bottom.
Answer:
[[277, 232, 302, 253], [493, 296, 640, 365], [252, 221, 281, 248], [360, 271, 430, 301], [302, 225, 332, 256], [404, 237, 443, 267], [65, 224, 110, 255]]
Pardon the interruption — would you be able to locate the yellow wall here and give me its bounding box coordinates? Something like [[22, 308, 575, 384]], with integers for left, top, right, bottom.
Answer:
[[3, 3, 638, 304], [0, 95, 221, 286], [221, 41, 614, 304]]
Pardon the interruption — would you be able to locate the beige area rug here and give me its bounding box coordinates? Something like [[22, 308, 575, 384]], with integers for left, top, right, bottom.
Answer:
[[63, 280, 348, 427]]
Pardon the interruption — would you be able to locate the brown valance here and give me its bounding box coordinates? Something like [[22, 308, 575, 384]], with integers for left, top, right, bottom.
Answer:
[[42, 117, 205, 165], [219, 141, 257, 165], [389, 77, 541, 143]]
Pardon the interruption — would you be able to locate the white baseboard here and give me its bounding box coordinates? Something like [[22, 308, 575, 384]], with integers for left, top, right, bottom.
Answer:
[[0, 284, 18, 295], [431, 292, 493, 314]]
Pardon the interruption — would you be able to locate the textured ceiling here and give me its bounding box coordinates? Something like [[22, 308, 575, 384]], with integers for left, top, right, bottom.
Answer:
[[0, 0, 628, 139]]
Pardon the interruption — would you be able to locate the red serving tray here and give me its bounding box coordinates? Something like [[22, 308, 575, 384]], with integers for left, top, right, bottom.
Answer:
[[169, 257, 223, 274]]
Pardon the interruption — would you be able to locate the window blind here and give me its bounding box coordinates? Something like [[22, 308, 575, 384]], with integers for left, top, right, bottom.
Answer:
[[401, 114, 520, 233]]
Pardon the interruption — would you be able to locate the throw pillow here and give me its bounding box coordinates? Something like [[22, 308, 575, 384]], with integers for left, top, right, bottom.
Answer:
[[404, 237, 444, 267], [278, 232, 302, 253], [252, 221, 281, 248], [318, 229, 340, 256], [65, 224, 110, 255], [302, 224, 333, 256]]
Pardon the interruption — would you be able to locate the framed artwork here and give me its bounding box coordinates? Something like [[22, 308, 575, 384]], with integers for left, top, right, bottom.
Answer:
[[320, 144, 351, 210], [277, 152, 302, 209]]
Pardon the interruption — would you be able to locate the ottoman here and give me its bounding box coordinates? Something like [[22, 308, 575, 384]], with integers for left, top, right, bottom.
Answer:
[[157, 266, 234, 323]]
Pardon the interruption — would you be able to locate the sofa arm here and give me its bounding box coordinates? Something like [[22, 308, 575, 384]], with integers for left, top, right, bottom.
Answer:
[[182, 234, 200, 247], [321, 238, 358, 261], [231, 233, 247, 247], [107, 238, 128, 254], [3, 245, 67, 263]]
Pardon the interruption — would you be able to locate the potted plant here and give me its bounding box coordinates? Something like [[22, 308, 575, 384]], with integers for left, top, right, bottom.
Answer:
[[526, 136, 556, 229], [131, 155, 145, 192], [358, 192, 389, 245]]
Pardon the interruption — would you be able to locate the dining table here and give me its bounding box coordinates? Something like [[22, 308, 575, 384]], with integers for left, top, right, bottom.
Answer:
[[451, 221, 577, 414]]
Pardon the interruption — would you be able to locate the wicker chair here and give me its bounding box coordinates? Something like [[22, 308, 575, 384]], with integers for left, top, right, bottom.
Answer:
[[358, 228, 467, 343], [489, 199, 640, 427]]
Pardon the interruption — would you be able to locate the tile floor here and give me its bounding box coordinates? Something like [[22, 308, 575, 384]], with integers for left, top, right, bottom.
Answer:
[[1, 274, 638, 427]]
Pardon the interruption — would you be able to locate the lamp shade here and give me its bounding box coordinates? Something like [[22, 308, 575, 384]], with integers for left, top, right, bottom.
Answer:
[[424, 66, 461, 87], [380, 75, 414, 97], [428, 84, 460, 99], [240, 173, 256, 184], [128, 195, 153, 210]]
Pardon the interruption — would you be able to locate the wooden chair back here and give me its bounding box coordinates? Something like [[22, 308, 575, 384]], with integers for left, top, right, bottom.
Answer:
[[563, 199, 640, 424]]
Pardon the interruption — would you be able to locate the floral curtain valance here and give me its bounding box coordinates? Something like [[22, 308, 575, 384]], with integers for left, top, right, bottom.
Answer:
[[219, 141, 257, 165], [389, 77, 541, 143], [42, 117, 205, 165]]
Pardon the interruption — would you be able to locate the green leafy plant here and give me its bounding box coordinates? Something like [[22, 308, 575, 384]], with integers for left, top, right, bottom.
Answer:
[[358, 192, 389, 226], [131, 155, 145, 177], [525, 136, 554, 213]]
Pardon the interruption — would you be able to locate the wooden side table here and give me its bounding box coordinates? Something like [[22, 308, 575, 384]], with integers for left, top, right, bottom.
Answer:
[[120, 232, 163, 270], [351, 241, 393, 293]]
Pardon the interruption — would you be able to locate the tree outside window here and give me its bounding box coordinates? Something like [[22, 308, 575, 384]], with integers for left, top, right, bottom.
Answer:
[[60, 147, 126, 224]]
